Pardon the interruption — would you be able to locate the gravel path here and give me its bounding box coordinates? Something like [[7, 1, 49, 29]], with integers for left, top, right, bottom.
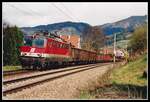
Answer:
[[3, 63, 113, 100]]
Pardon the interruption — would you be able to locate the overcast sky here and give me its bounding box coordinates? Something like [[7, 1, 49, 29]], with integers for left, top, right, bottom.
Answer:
[[2, 2, 148, 27]]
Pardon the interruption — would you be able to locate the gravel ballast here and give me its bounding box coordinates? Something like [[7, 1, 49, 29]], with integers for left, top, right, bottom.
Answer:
[[3, 63, 113, 100]]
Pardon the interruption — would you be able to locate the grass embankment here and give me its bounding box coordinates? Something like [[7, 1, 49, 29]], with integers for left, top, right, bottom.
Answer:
[[110, 54, 147, 86], [79, 54, 147, 99], [3, 66, 22, 71]]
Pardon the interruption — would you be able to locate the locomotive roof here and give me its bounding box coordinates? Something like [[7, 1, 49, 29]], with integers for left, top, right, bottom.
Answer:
[[24, 34, 69, 44], [46, 36, 69, 44]]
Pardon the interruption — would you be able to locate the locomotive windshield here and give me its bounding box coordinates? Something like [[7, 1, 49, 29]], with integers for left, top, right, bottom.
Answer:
[[32, 38, 45, 48], [24, 36, 33, 46], [24, 36, 46, 48]]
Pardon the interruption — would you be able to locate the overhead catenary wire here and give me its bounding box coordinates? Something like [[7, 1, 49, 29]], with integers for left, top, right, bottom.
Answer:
[[51, 3, 76, 21], [5, 3, 58, 27], [4, 3, 81, 27], [3, 11, 26, 27], [6, 3, 79, 22], [8, 3, 48, 18], [6, 4, 49, 18], [23, 7, 43, 17], [20, 4, 54, 19], [6, 4, 34, 16], [60, 3, 80, 22]]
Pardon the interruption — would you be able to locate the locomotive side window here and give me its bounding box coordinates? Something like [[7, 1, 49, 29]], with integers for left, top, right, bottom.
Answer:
[[55, 42, 58, 48], [48, 41, 52, 48], [52, 41, 56, 47], [52, 41, 61, 48], [57, 43, 60, 48], [65, 44, 69, 49], [64, 44, 66, 49], [62, 44, 69, 49], [60, 43, 62, 48], [62, 44, 65, 48]]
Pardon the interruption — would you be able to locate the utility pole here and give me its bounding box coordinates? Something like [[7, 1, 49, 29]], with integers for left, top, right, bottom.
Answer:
[[113, 33, 116, 63], [113, 32, 120, 63], [126, 41, 128, 52], [124, 32, 127, 52], [125, 40, 128, 63]]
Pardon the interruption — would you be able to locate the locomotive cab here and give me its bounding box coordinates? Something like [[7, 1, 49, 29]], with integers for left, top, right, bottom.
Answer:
[[20, 35, 48, 69], [20, 34, 71, 69], [23, 35, 47, 48], [21, 35, 47, 57]]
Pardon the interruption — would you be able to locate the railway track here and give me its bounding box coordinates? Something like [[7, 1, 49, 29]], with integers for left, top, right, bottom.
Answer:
[[3, 70, 30, 76], [3, 63, 112, 96], [3, 64, 95, 85]]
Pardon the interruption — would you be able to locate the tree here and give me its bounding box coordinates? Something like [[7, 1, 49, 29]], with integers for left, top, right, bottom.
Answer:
[[81, 26, 105, 52], [128, 23, 147, 55], [3, 23, 24, 65], [14, 26, 24, 64]]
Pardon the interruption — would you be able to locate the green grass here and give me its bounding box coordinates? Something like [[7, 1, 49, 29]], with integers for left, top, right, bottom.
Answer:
[[79, 91, 94, 99], [3, 66, 22, 71], [110, 53, 147, 86]]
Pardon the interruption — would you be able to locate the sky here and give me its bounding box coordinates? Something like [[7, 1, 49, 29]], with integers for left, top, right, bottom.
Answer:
[[2, 2, 148, 27]]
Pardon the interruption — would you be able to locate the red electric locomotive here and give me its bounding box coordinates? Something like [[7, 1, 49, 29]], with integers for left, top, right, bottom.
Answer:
[[20, 32, 71, 69], [20, 32, 97, 69]]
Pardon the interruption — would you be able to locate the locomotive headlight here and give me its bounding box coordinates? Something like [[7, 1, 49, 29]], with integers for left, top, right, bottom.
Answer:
[[37, 54, 42, 57], [21, 52, 27, 56]]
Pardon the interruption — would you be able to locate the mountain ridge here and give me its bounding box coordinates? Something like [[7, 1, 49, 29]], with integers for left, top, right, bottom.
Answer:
[[20, 15, 147, 36], [99, 15, 147, 35]]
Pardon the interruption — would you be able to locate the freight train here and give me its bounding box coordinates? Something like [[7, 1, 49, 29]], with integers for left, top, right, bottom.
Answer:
[[19, 32, 114, 70]]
